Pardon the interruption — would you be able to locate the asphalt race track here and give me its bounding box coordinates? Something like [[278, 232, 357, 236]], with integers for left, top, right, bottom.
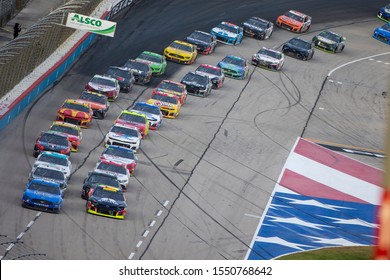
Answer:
[[0, 0, 388, 260]]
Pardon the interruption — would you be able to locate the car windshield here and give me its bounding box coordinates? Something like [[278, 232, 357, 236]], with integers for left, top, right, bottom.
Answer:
[[133, 103, 161, 115], [38, 154, 68, 167], [63, 102, 89, 113], [258, 48, 282, 59], [79, 91, 106, 104], [106, 67, 131, 79], [381, 24, 390, 31], [137, 53, 162, 63], [50, 124, 78, 136], [183, 73, 208, 85], [216, 23, 238, 34], [118, 113, 145, 124], [97, 162, 127, 175], [33, 167, 65, 181], [157, 81, 183, 93], [87, 173, 119, 188], [111, 125, 139, 137], [289, 38, 311, 49], [90, 77, 116, 87], [40, 133, 69, 146], [189, 31, 212, 43], [285, 11, 304, 22], [123, 60, 149, 72], [92, 187, 124, 201], [196, 65, 221, 76], [222, 56, 245, 67], [152, 94, 178, 104], [103, 147, 135, 160], [319, 31, 340, 42], [169, 42, 193, 52], [246, 18, 268, 29], [29, 182, 60, 195]]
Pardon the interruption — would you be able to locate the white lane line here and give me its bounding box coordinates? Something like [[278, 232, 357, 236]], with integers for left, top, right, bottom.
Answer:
[[136, 241, 143, 248], [337, 81, 342, 85], [163, 200, 169, 207], [26, 221, 34, 228], [16, 232, 24, 240], [377, 60, 382, 63], [36, 212, 42, 218], [329, 79, 334, 83], [128, 252, 135, 259], [244, 213, 262, 219], [6, 244, 14, 251], [149, 220, 156, 227], [385, 62, 390, 65], [155, 210, 163, 217], [328, 52, 390, 76], [369, 58, 375, 61], [142, 230, 149, 238]]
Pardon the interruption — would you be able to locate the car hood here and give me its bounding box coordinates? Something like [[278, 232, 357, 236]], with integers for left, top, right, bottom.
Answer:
[[58, 108, 89, 119], [316, 36, 337, 44], [254, 54, 281, 63], [95, 169, 127, 182], [100, 154, 136, 165], [181, 80, 205, 88], [108, 132, 139, 142], [76, 99, 106, 110], [148, 99, 177, 109], [376, 26, 390, 35], [279, 16, 301, 26], [38, 140, 69, 151], [24, 188, 61, 202], [186, 37, 209, 46], [88, 82, 116, 92], [218, 61, 244, 71], [243, 22, 264, 32], [165, 46, 192, 55], [211, 27, 237, 38], [91, 196, 126, 208]]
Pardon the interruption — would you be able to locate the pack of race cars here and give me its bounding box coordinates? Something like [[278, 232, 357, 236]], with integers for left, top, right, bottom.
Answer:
[[22, 6, 388, 218]]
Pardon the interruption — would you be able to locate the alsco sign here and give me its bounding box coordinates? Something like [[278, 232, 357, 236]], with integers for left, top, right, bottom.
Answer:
[[66, 13, 116, 37]]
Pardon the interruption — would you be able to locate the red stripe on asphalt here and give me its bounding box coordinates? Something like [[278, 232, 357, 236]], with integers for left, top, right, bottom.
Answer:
[[294, 138, 383, 187], [280, 169, 368, 203]]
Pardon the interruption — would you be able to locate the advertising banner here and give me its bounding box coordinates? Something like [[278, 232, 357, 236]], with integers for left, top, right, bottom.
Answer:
[[66, 12, 116, 37]]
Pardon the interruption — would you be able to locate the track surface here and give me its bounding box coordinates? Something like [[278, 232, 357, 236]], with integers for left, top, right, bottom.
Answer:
[[0, 0, 388, 260]]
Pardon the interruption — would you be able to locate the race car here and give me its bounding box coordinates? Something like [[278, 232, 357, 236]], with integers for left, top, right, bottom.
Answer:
[[114, 110, 150, 139], [276, 10, 311, 33], [185, 30, 217, 55], [152, 79, 187, 105], [29, 164, 68, 191], [147, 92, 181, 119], [282, 37, 315, 60], [85, 74, 120, 101], [180, 71, 212, 97], [210, 21, 244, 45], [48, 121, 82, 152], [312, 30, 346, 53], [123, 59, 152, 84], [22, 179, 63, 213], [56, 99, 93, 128], [94, 159, 130, 191], [164, 40, 197, 64], [373, 23, 390, 45], [104, 66, 134, 92], [195, 64, 225, 89], [378, 4, 390, 22], [105, 123, 142, 152], [33, 151, 72, 179], [241, 17, 273, 40], [33, 131, 71, 158], [251, 47, 284, 71], [86, 185, 127, 219], [77, 90, 109, 120], [135, 51, 167, 76], [131, 102, 163, 130], [81, 170, 121, 199], [217, 55, 249, 79], [100, 145, 138, 176]]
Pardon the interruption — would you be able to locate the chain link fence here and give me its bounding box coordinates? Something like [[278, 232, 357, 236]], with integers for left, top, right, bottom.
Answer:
[[0, 0, 103, 98]]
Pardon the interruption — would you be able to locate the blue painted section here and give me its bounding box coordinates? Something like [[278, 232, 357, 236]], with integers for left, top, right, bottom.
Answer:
[[0, 29, 98, 132], [247, 191, 378, 260]]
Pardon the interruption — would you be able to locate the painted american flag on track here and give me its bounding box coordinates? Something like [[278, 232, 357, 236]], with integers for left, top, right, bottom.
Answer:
[[246, 137, 384, 260]]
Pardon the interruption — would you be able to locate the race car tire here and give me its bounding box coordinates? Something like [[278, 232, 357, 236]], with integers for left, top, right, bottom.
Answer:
[[340, 45, 345, 52], [269, 31, 273, 39]]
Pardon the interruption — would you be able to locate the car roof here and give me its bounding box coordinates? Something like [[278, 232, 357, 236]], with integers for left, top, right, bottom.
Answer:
[[30, 179, 60, 187], [92, 74, 117, 82], [104, 145, 135, 153]]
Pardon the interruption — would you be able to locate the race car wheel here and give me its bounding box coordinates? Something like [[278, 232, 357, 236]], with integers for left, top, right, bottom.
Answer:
[[340, 45, 345, 52], [269, 31, 273, 39]]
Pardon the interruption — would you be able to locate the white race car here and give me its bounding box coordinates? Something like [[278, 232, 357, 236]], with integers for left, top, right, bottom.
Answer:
[[33, 151, 72, 179], [251, 47, 284, 71], [105, 123, 142, 152], [94, 159, 130, 190], [85, 74, 120, 101]]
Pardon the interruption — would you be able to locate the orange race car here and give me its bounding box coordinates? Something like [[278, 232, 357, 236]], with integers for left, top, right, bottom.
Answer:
[[276, 10, 311, 33], [152, 80, 187, 106], [57, 99, 93, 128]]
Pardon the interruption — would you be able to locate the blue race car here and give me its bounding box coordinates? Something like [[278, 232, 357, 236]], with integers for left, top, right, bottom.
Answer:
[[210, 21, 243, 45], [373, 23, 390, 44], [131, 102, 162, 130], [217, 55, 249, 79], [22, 179, 63, 213], [378, 4, 390, 22]]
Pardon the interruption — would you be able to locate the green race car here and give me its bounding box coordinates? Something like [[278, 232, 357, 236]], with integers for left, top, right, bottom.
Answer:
[[135, 51, 167, 76]]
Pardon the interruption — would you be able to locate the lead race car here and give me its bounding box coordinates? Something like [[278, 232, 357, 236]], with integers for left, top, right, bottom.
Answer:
[[251, 47, 284, 71], [276, 10, 311, 33], [210, 21, 243, 45], [241, 16, 273, 40], [373, 23, 390, 45], [378, 4, 390, 22]]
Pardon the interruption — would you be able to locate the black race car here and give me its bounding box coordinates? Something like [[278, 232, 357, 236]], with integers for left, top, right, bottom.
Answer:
[[81, 170, 121, 199], [282, 37, 314, 60], [180, 71, 212, 97], [86, 185, 127, 219], [104, 66, 134, 92], [312, 30, 346, 53], [33, 131, 71, 158], [185, 30, 217, 55], [241, 17, 273, 40], [123, 59, 152, 85]]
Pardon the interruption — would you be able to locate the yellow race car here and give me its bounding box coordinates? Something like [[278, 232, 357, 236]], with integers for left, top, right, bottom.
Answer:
[[56, 99, 93, 128], [147, 92, 181, 119], [164, 40, 197, 64]]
